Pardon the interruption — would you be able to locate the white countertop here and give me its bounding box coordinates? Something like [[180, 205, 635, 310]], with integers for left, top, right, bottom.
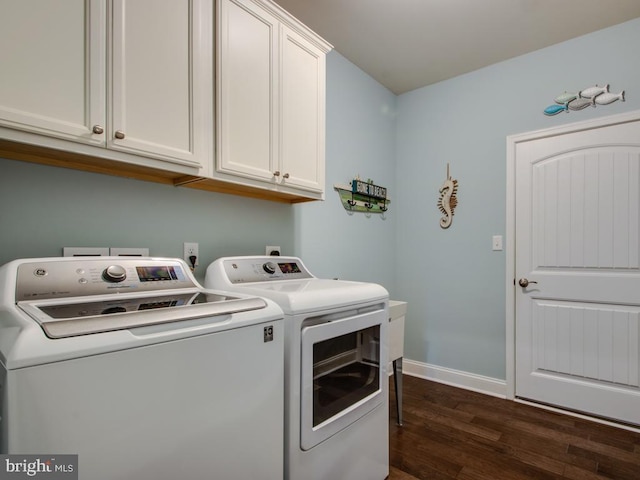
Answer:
[[389, 300, 407, 320], [388, 300, 406, 360]]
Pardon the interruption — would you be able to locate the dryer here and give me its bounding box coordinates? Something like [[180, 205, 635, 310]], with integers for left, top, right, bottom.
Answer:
[[206, 256, 389, 480], [0, 257, 284, 480]]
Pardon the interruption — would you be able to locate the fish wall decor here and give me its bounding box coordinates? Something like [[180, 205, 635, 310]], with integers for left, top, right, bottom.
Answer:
[[579, 84, 609, 99], [544, 83, 625, 116], [567, 96, 596, 111], [544, 104, 569, 116], [554, 92, 578, 105], [595, 91, 625, 105], [438, 163, 458, 229]]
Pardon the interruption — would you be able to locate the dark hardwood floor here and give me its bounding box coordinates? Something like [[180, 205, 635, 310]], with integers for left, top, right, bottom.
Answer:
[[388, 375, 640, 480]]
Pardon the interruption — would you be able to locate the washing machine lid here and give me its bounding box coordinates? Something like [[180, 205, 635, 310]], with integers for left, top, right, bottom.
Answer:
[[18, 290, 267, 339], [5, 257, 267, 338]]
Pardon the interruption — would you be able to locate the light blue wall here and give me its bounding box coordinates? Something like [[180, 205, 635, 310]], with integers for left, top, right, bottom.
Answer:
[[294, 52, 398, 296], [396, 18, 640, 379], [0, 158, 295, 282]]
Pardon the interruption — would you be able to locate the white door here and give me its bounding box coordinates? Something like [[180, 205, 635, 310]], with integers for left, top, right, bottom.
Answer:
[[514, 113, 640, 425]]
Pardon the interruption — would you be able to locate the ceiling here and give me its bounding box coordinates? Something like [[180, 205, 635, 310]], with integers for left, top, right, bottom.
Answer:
[[273, 0, 640, 94]]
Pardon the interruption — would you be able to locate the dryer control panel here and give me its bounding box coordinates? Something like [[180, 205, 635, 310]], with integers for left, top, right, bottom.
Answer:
[[15, 258, 198, 301], [221, 256, 314, 284]]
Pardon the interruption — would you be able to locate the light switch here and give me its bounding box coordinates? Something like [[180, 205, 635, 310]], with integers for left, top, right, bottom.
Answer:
[[492, 235, 503, 251]]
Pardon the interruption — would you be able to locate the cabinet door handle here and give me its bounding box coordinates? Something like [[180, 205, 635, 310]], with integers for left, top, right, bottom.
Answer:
[[92, 125, 104, 134], [114, 130, 126, 140], [273, 171, 281, 177], [282, 173, 290, 179]]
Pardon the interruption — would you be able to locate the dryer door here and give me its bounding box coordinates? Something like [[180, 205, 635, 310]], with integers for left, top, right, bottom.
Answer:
[[300, 307, 387, 450]]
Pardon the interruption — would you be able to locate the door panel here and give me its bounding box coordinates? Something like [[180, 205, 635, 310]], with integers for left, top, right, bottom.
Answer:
[[531, 300, 639, 387], [515, 117, 640, 425], [533, 151, 640, 270]]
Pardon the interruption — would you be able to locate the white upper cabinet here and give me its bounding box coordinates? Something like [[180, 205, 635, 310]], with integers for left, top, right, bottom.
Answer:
[[217, 0, 279, 182], [280, 25, 327, 193], [1, 0, 329, 201], [216, 0, 331, 199], [0, 0, 106, 144], [109, 0, 211, 167], [0, 0, 212, 173]]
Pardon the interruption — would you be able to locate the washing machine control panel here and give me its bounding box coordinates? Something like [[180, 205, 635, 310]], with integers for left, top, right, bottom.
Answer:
[[15, 258, 198, 301], [223, 256, 314, 284]]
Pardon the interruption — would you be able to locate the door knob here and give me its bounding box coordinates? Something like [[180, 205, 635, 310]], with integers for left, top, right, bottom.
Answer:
[[518, 278, 538, 288], [282, 173, 290, 179], [273, 171, 281, 177], [114, 130, 126, 140], [92, 125, 104, 134]]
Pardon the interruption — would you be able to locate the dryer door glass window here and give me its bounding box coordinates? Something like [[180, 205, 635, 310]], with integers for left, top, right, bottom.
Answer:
[[312, 326, 380, 426]]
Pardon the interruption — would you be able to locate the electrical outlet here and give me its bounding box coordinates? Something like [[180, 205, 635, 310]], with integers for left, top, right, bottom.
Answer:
[[266, 245, 281, 256], [63, 247, 109, 257], [492, 235, 503, 251], [110, 247, 149, 257], [184, 242, 199, 266]]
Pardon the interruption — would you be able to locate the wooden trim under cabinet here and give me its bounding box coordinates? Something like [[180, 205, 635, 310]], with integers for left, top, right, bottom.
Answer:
[[175, 176, 318, 203], [0, 139, 319, 204], [0, 139, 181, 185]]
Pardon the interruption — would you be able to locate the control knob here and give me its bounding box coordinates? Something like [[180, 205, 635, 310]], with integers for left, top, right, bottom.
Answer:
[[103, 265, 127, 283], [263, 262, 277, 274]]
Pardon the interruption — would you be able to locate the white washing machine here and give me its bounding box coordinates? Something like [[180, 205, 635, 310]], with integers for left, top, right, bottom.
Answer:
[[205, 256, 389, 480], [0, 257, 284, 480]]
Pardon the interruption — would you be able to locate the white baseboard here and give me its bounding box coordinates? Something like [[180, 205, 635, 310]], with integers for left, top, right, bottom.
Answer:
[[395, 360, 640, 433], [401, 359, 507, 399]]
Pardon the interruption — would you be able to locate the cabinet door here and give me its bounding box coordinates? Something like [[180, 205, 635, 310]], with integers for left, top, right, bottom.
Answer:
[[0, 0, 106, 144], [217, 0, 279, 181], [110, 0, 211, 168], [280, 26, 326, 193]]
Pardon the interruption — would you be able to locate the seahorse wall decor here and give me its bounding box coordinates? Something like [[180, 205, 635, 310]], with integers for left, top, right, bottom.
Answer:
[[437, 163, 458, 229]]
